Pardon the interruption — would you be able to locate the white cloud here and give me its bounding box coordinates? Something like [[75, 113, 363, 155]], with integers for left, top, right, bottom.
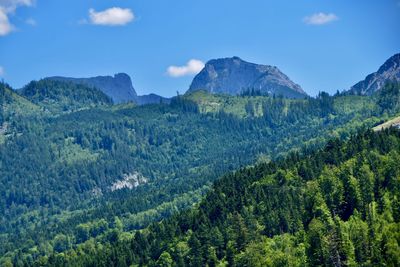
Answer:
[[0, 8, 12, 35], [303, 12, 338, 25], [89, 7, 134, 26], [0, 0, 34, 13], [167, 59, 205, 77], [0, 66, 4, 76], [0, 0, 34, 36]]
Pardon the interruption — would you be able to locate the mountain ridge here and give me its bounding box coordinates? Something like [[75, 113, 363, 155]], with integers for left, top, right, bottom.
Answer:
[[349, 53, 400, 95], [46, 73, 170, 105], [187, 56, 307, 98], [18, 79, 113, 113], [1, 69, 400, 265], [47, 73, 138, 104]]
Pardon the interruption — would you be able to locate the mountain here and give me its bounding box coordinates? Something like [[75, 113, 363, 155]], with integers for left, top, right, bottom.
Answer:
[[349, 53, 400, 95], [4, 82, 400, 264], [187, 57, 307, 98], [47, 73, 137, 104], [2, 73, 400, 264], [47, 73, 170, 105]]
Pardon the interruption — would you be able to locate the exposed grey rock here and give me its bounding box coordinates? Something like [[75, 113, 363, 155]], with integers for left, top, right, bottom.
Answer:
[[187, 57, 307, 98], [46, 73, 169, 105], [110, 172, 148, 191], [47, 73, 137, 104], [349, 53, 400, 95]]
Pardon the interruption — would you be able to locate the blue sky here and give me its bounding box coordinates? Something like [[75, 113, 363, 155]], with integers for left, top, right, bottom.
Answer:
[[0, 0, 399, 97]]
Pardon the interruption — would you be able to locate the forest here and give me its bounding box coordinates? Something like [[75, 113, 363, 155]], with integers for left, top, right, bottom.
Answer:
[[15, 126, 400, 266], [0, 80, 400, 266]]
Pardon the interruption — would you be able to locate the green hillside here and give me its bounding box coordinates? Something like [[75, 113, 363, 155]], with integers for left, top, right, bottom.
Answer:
[[373, 116, 400, 131], [0, 82, 40, 118], [0, 82, 400, 265], [0, 82, 40, 144], [18, 79, 113, 113], [27, 127, 400, 266]]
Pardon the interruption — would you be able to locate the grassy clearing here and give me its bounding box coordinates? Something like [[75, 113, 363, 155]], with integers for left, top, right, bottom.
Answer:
[[373, 115, 400, 131]]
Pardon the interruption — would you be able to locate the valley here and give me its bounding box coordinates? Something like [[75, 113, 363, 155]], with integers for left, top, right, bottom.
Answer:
[[1, 1, 399, 265], [0, 54, 399, 266]]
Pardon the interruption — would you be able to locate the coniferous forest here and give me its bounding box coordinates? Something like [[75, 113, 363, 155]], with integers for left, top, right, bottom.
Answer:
[[41, 127, 400, 267], [0, 78, 400, 266], [1, 1, 399, 266]]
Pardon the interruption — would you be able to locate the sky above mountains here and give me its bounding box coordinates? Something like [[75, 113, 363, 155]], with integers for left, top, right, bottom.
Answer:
[[0, 0, 399, 97]]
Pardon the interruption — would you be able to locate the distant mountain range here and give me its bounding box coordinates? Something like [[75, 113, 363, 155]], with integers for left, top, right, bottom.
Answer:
[[27, 53, 400, 103], [46, 73, 169, 105], [349, 53, 400, 95], [2, 53, 400, 266], [187, 56, 307, 98], [18, 79, 113, 113], [48, 73, 137, 103]]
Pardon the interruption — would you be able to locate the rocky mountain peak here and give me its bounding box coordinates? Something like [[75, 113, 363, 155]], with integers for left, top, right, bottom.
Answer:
[[46, 73, 137, 104], [187, 57, 307, 98], [349, 53, 400, 95]]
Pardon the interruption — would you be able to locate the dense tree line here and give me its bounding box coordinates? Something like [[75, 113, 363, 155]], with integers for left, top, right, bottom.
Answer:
[[18, 79, 113, 113], [0, 81, 399, 264], [20, 128, 400, 266]]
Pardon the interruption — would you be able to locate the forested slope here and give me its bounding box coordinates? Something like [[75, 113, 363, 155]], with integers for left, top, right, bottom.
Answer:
[[18, 79, 113, 113], [1, 82, 400, 265], [40, 128, 400, 266]]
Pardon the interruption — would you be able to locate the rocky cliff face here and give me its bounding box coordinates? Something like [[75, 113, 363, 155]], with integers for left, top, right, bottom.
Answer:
[[187, 57, 307, 98], [349, 53, 400, 95], [47, 73, 138, 104]]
